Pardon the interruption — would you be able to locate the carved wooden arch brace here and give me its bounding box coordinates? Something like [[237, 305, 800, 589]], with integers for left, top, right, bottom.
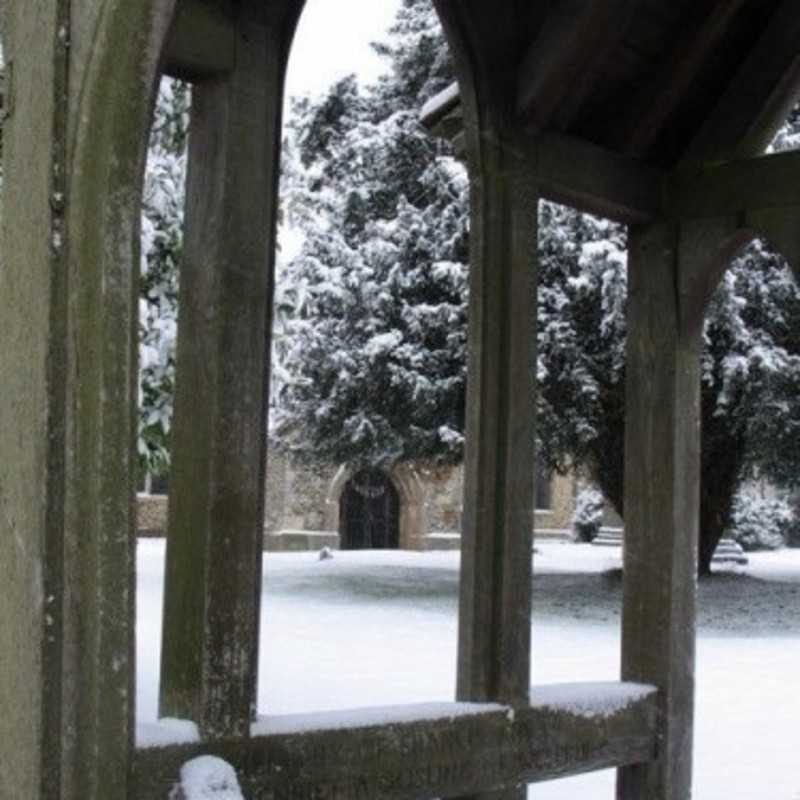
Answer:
[[0, 0, 179, 796], [674, 213, 800, 340]]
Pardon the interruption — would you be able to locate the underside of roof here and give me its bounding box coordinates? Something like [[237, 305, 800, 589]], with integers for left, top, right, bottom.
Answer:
[[425, 0, 800, 169]]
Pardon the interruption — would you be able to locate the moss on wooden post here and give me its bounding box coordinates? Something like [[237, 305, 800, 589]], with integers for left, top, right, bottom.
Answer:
[[159, 0, 305, 740], [1, 2, 175, 797]]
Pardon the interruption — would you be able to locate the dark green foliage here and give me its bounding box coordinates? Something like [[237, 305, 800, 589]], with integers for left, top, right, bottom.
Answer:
[[537, 213, 800, 574], [275, 0, 467, 468], [536, 203, 627, 519], [138, 78, 188, 476], [274, 0, 800, 577]]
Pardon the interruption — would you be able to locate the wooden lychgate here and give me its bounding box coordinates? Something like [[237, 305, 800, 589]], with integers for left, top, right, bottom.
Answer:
[[2, 1, 800, 799]]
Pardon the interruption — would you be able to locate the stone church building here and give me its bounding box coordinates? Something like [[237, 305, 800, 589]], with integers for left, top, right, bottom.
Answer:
[[137, 454, 578, 550]]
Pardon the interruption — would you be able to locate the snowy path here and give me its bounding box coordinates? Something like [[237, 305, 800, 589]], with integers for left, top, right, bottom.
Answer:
[[136, 541, 800, 799]]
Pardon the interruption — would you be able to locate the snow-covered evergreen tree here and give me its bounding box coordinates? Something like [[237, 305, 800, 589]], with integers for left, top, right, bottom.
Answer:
[[138, 78, 188, 477], [537, 122, 800, 574], [536, 203, 628, 517], [275, 0, 468, 468], [273, 0, 800, 574]]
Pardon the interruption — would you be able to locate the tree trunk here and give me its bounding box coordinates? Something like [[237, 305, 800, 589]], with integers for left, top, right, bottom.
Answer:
[[590, 387, 746, 577], [697, 405, 746, 575]]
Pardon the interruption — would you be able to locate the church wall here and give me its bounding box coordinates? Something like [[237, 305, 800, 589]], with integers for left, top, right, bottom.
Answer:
[[136, 456, 579, 547]]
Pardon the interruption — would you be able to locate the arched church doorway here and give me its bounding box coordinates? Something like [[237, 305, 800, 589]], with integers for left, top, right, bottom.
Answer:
[[339, 468, 400, 549]]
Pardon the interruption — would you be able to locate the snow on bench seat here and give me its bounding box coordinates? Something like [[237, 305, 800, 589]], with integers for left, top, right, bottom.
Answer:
[[134, 687, 659, 799]]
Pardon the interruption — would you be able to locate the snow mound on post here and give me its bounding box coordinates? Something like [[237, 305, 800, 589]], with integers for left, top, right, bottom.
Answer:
[[174, 756, 244, 800]]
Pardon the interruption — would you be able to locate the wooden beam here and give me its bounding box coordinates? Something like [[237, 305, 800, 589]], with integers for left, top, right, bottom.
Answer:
[[455, 126, 539, 800], [527, 133, 664, 224], [668, 148, 800, 219], [422, 88, 663, 223], [683, 0, 800, 163], [0, 4, 69, 798], [135, 687, 659, 799], [516, 0, 634, 129], [419, 82, 460, 133], [616, 0, 751, 159], [676, 217, 752, 341], [162, 0, 236, 81]]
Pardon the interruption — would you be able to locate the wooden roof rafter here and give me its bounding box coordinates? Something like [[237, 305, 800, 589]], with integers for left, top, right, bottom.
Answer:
[[613, 0, 754, 159], [684, 0, 800, 163], [515, 0, 638, 131]]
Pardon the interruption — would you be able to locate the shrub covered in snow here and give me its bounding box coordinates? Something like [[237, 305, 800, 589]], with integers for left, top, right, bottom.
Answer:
[[726, 494, 792, 551], [171, 755, 243, 800], [573, 488, 604, 542]]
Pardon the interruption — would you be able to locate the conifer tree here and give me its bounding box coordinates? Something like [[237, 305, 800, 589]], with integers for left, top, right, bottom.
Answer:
[[140, 1, 800, 574], [536, 203, 800, 574], [275, 0, 468, 467], [138, 78, 188, 476]]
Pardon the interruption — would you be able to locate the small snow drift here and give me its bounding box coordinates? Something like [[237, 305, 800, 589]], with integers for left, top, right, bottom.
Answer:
[[171, 756, 244, 800], [531, 682, 657, 720], [136, 717, 199, 749]]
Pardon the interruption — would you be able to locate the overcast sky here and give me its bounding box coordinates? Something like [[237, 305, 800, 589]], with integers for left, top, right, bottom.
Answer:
[[285, 0, 402, 105]]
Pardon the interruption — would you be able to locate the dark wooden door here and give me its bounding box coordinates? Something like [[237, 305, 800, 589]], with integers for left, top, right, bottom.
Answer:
[[340, 468, 400, 549]]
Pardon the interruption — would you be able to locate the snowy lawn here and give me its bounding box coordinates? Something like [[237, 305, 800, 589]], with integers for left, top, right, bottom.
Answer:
[[136, 541, 800, 799]]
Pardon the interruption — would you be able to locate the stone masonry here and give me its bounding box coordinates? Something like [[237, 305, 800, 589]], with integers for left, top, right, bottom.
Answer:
[[137, 453, 578, 549]]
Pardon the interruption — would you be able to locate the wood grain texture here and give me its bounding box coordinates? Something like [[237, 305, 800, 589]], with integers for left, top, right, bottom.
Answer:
[[456, 134, 536, 713], [618, 222, 701, 799], [64, 1, 177, 793], [160, 0, 304, 740], [516, 0, 634, 129], [422, 93, 664, 224]]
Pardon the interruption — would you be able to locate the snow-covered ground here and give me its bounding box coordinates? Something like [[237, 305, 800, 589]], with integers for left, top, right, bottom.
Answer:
[[136, 541, 800, 799]]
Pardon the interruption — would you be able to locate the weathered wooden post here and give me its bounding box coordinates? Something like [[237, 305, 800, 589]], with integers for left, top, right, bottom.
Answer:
[[617, 222, 702, 799], [428, 10, 539, 800], [456, 135, 537, 713], [0, 1, 175, 797], [158, 0, 304, 739], [455, 135, 537, 800]]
